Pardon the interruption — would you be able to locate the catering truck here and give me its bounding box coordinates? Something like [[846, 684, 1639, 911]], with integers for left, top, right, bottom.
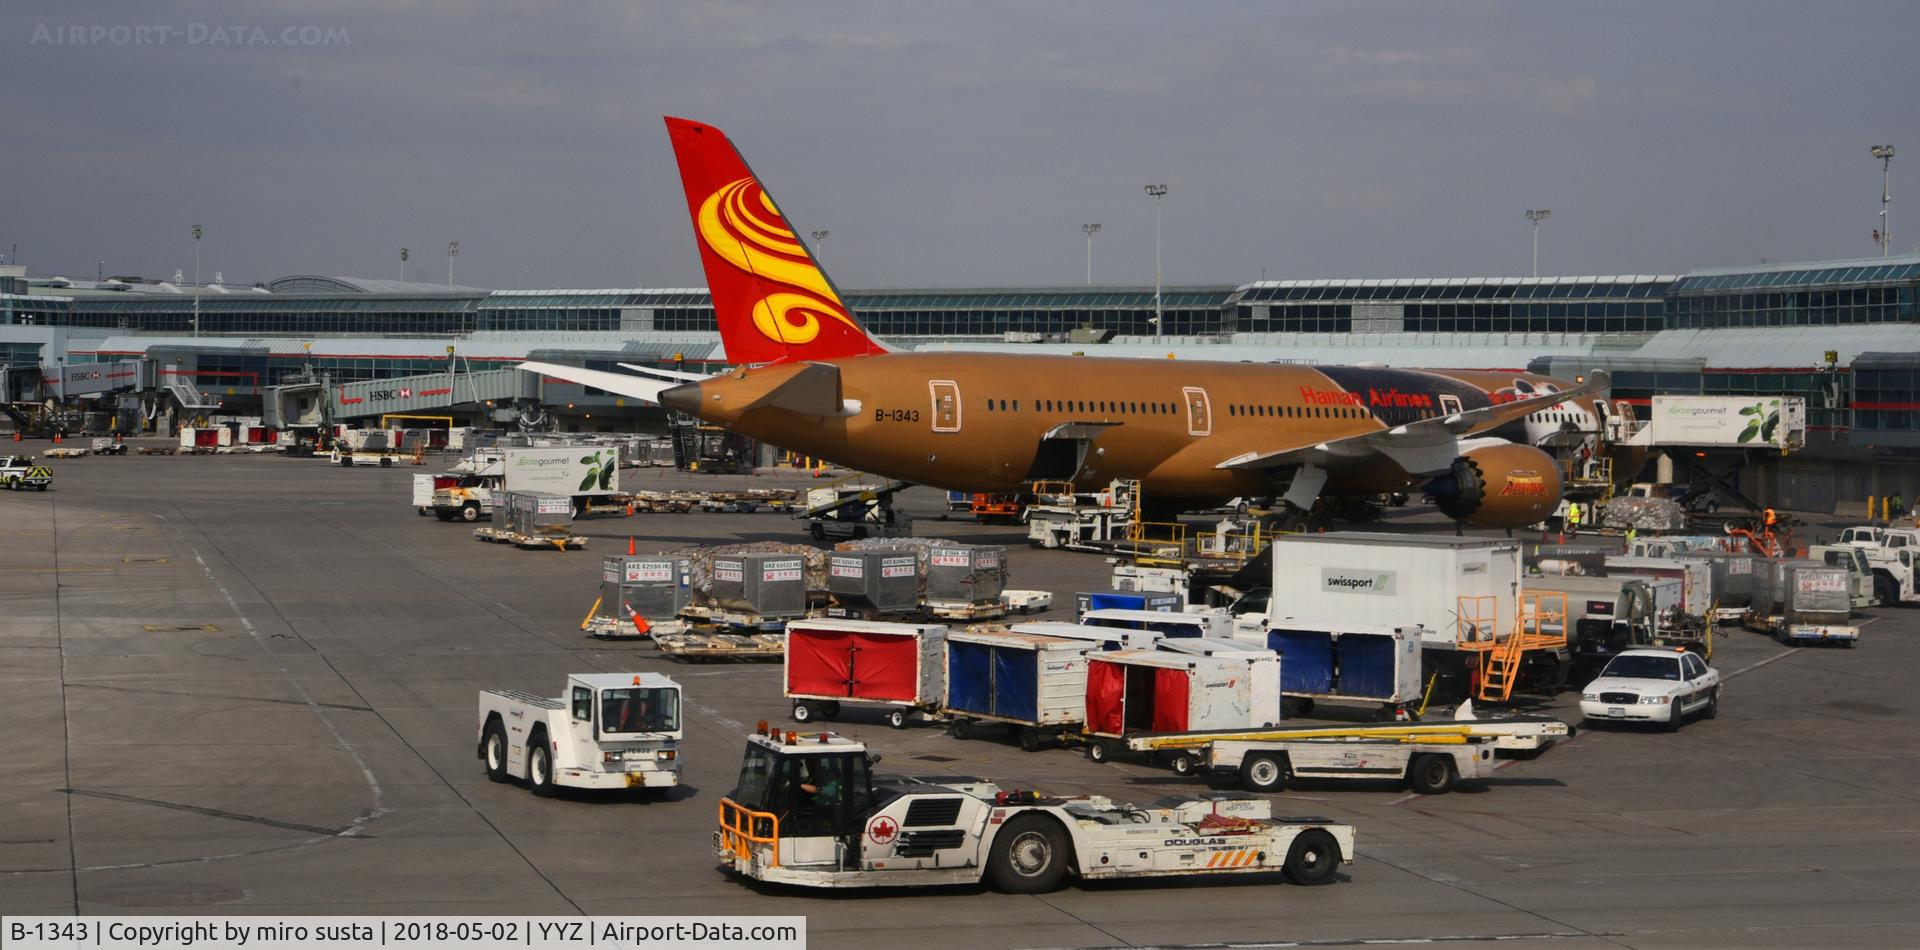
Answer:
[[432, 445, 622, 521], [1631, 395, 1807, 451], [477, 673, 681, 796], [715, 724, 1354, 891]]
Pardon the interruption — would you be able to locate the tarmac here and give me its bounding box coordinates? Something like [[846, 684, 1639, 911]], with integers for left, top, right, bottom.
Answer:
[[3, 447, 1918, 949]]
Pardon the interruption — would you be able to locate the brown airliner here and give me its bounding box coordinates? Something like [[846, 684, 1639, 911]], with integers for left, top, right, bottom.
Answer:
[[526, 117, 1612, 529]]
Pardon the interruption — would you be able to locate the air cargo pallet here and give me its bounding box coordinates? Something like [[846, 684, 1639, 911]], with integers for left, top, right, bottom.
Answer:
[[472, 527, 589, 550], [652, 631, 785, 661], [927, 600, 1009, 621], [583, 616, 690, 640]]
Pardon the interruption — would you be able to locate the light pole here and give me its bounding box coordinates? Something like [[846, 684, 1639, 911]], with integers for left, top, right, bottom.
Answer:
[[810, 230, 829, 265], [1871, 145, 1895, 257], [1525, 209, 1551, 277], [447, 240, 459, 287], [400, 247, 410, 282], [191, 224, 202, 337], [1081, 223, 1101, 285], [1145, 184, 1167, 337]]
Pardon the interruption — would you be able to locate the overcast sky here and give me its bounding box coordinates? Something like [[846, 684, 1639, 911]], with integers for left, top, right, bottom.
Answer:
[[6, 1, 1917, 291]]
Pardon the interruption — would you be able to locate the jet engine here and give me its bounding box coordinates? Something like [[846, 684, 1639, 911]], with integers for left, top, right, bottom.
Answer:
[[1426, 442, 1563, 528]]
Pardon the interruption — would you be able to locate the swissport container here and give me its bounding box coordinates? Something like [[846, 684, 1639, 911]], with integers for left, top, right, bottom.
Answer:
[[1085, 649, 1279, 738], [784, 619, 946, 727], [1264, 623, 1422, 705], [1074, 589, 1181, 618], [1268, 533, 1521, 646], [943, 628, 1094, 730]]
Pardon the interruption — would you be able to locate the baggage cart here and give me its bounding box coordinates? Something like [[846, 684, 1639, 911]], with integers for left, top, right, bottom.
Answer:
[[785, 619, 947, 729], [942, 628, 1096, 750]]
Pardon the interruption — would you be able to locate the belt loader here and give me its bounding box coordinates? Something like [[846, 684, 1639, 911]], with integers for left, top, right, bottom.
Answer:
[[1122, 709, 1571, 794], [716, 723, 1354, 892]]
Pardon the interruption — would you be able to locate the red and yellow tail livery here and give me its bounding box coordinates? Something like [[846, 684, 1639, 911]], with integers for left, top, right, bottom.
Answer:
[[664, 116, 886, 365]]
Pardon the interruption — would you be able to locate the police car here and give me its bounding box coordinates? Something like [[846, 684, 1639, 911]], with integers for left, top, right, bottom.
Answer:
[[1579, 648, 1721, 731]]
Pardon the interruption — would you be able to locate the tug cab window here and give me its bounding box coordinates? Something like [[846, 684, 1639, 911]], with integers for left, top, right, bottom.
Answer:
[[600, 687, 680, 734]]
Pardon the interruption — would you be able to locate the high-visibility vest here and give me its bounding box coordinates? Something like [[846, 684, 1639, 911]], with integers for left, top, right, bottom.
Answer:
[[1764, 508, 1777, 526], [1567, 504, 1581, 524]]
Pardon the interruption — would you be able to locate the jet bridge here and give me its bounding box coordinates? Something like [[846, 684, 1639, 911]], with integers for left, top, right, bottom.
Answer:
[[324, 367, 538, 420]]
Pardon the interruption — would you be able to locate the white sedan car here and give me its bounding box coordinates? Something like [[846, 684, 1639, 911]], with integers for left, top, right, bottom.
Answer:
[[1579, 649, 1721, 731]]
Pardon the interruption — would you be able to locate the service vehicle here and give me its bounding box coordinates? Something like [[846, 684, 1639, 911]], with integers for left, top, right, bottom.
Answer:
[[1133, 713, 1571, 793], [1838, 525, 1884, 548], [477, 673, 681, 795], [1806, 544, 1877, 609], [0, 455, 53, 491], [969, 492, 1026, 524], [433, 446, 623, 521], [715, 723, 1355, 891], [87, 437, 128, 456], [1868, 545, 1920, 606], [1578, 648, 1721, 731]]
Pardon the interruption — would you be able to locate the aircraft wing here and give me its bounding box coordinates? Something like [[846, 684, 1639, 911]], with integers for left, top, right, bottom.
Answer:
[[1217, 370, 1609, 476], [616, 362, 710, 382], [517, 361, 681, 404]]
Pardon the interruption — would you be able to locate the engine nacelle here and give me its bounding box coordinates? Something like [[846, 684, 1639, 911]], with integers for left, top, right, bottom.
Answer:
[[1427, 443, 1562, 528]]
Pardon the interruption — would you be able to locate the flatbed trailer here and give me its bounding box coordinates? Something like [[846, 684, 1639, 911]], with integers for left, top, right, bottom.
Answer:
[[1740, 611, 1859, 646], [1120, 714, 1572, 793], [473, 526, 589, 550]]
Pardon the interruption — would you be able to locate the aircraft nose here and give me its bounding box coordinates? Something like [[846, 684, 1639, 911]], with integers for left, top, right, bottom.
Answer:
[[659, 382, 701, 413]]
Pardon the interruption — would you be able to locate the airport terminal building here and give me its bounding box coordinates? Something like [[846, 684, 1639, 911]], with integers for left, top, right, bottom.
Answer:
[[3, 254, 1919, 511]]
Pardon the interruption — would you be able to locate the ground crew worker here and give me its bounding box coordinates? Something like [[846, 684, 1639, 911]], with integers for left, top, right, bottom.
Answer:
[[1893, 493, 1906, 520], [1565, 501, 1582, 538], [1764, 507, 1778, 529], [1625, 526, 1637, 551]]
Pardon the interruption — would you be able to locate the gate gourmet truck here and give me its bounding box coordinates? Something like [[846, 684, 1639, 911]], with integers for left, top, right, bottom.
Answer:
[[433, 446, 622, 521], [477, 673, 682, 795], [715, 723, 1355, 891]]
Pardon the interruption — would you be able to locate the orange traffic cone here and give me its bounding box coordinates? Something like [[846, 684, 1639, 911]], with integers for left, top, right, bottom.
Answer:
[[52, 432, 62, 444], [626, 501, 635, 517], [11, 432, 19, 442], [624, 602, 652, 636], [627, 536, 637, 556]]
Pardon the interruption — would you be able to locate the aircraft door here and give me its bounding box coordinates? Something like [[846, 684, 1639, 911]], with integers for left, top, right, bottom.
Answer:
[[1182, 387, 1212, 437], [1439, 394, 1463, 416], [929, 380, 961, 433]]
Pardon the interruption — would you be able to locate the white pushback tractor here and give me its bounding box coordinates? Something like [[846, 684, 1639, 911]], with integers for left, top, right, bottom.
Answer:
[[477, 673, 682, 795], [716, 723, 1355, 892]]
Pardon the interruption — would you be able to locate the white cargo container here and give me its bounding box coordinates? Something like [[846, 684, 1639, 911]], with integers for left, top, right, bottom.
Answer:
[[1010, 620, 1160, 651], [1080, 608, 1228, 639], [1083, 650, 1281, 756], [1637, 395, 1806, 450], [1268, 533, 1521, 646]]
